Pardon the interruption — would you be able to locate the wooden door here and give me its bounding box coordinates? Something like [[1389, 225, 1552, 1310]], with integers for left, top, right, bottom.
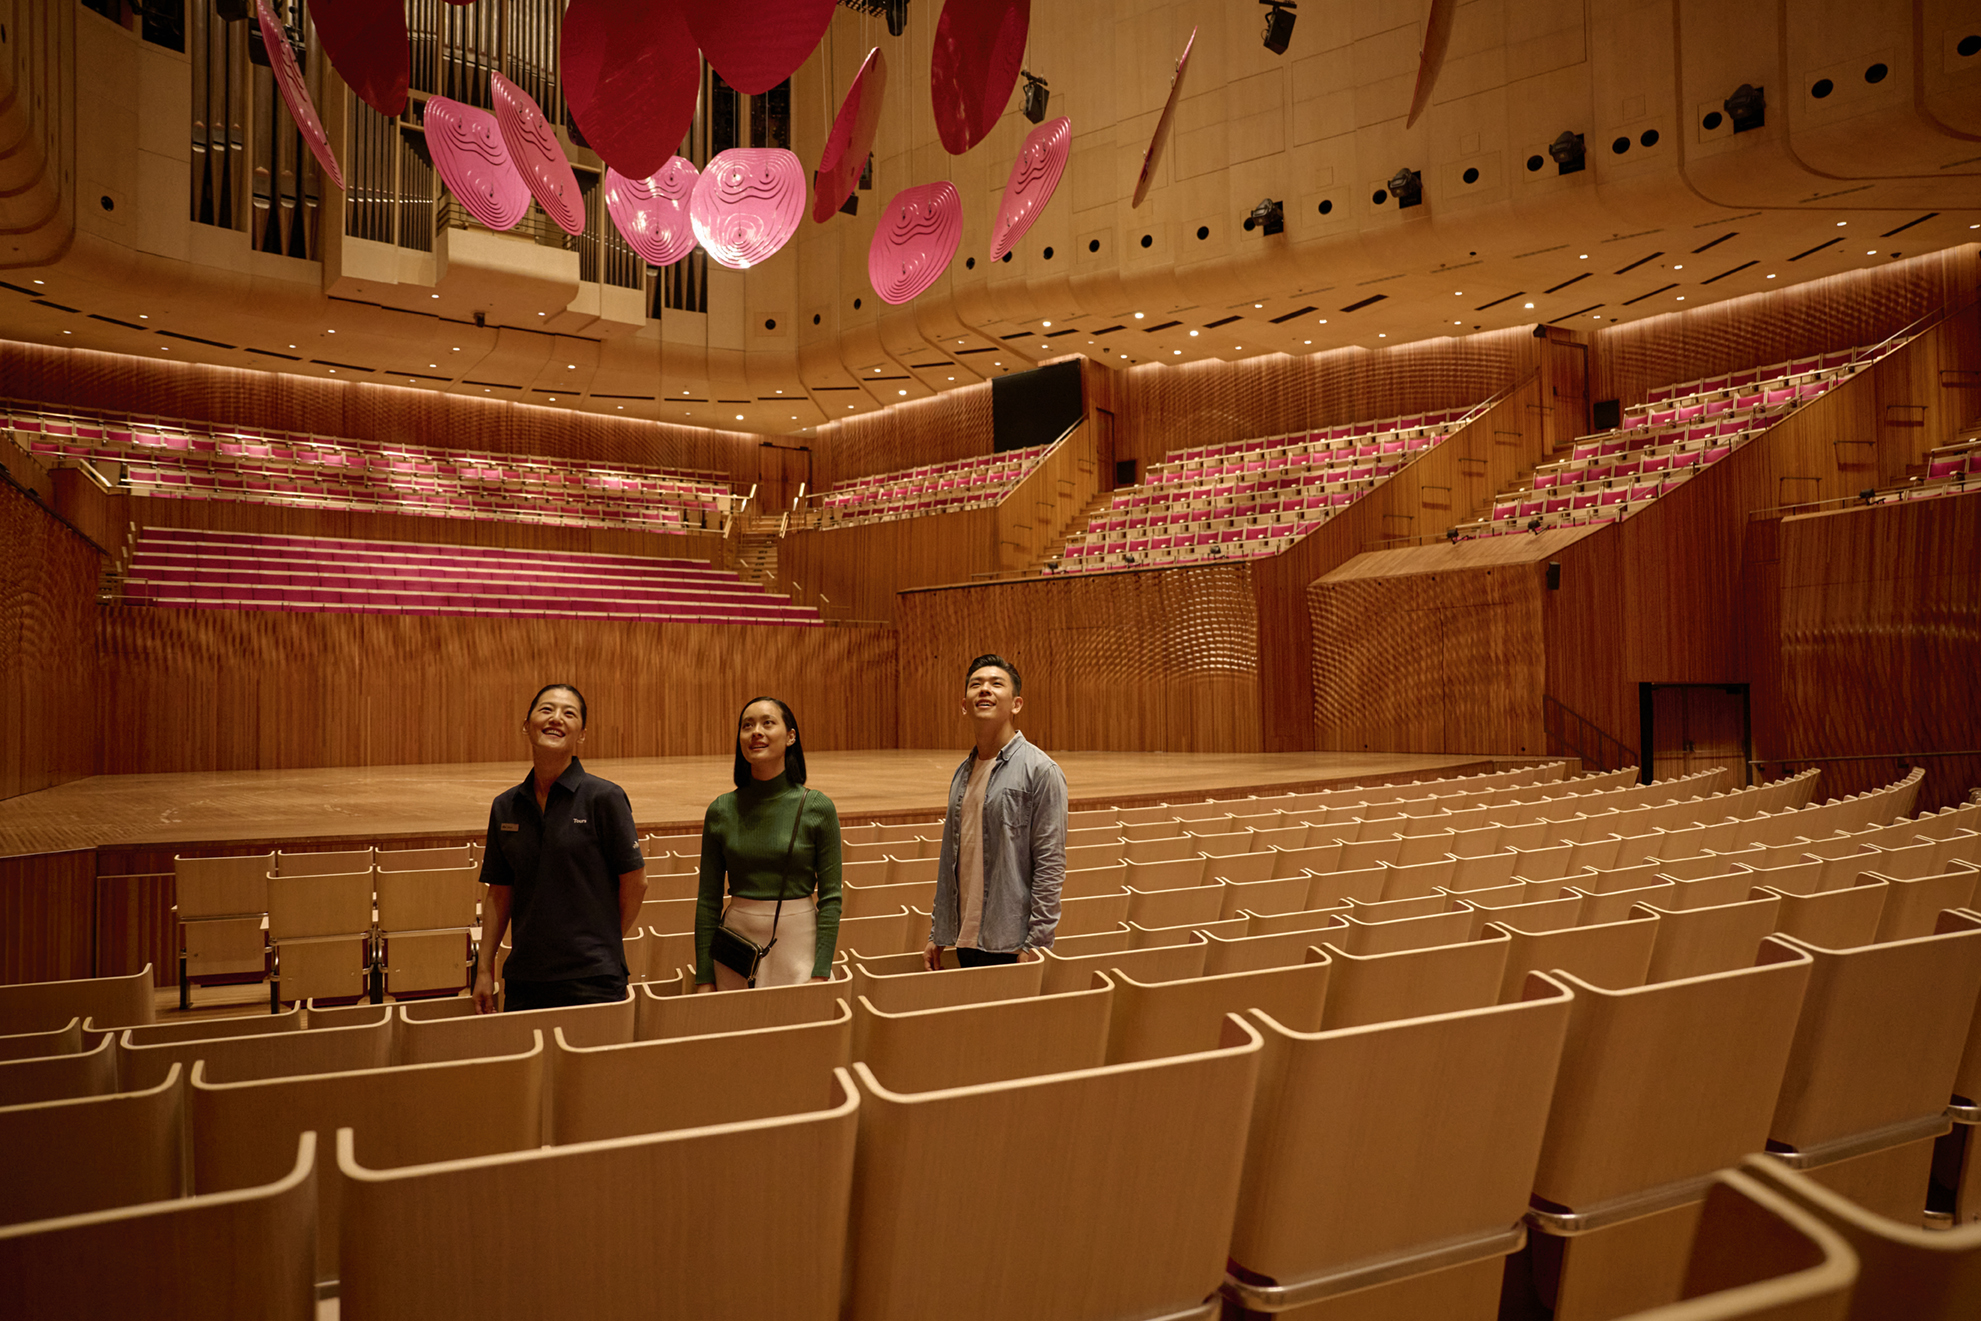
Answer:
[[1648, 685, 1750, 786]]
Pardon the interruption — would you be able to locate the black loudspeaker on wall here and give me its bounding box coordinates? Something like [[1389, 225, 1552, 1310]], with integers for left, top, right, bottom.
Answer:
[[1592, 399, 1622, 431], [1115, 459, 1138, 487], [1547, 561, 1562, 591]]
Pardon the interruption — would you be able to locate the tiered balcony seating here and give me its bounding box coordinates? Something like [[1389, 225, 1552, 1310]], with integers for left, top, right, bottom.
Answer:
[[1851, 434, 1981, 509], [814, 443, 1053, 526], [1456, 346, 1879, 540], [7, 405, 733, 536], [1051, 404, 1486, 574], [118, 528, 821, 625]]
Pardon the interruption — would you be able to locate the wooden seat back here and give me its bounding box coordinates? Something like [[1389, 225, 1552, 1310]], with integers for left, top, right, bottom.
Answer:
[[374, 864, 481, 932], [843, 1020, 1263, 1321], [1, 1064, 184, 1227], [274, 847, 374, 877], [1317, 930, 1510, 1030], [1106, 959, 1331, 1064], [848, 957, 1043, 1014], [121, 1007, 394, 1091], [1490, 912, 1658, 1004], [338, 1074, 859, 1321], [0, 965, 156, 1037], [1639, 895, 1782, 982], [0, 1033, 118, 1106], [853, 981, 1111, 1092], [636, 971, 847, 1041]]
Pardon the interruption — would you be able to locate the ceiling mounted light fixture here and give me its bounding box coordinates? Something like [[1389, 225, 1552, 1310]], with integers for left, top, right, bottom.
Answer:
[[1021, 69, 1050, 124], [1386, 167, 1423, 208], [1547, 130, 1585, 175], [1260, 0, 1296, 54], [1244, 197, 1285, 235]]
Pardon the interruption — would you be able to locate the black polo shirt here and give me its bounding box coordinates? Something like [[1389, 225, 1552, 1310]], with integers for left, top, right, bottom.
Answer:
[[481, 757, 645, 983]]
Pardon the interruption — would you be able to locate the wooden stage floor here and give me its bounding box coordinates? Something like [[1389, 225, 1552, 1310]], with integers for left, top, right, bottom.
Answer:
[[0, 750, 1499, 856]]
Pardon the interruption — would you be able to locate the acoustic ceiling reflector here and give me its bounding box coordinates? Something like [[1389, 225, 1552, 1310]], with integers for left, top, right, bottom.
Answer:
[[604, 159, 702, 266], [870, 181, 962, 304], [990, 116, 1070, 261], [424, 97, 533, 232], [930, 0, 1030, 156], [307, 0, 408, 117], [254, 0, 343, 189], [561, 0, 702, 181], [691, 149, 807, 269], [490, 71, 586, 236], [813, 47, 887, 223], [1132, 26, 1194, 208], [1407, 0, 1455, 128], [686, 0, 838, 96]]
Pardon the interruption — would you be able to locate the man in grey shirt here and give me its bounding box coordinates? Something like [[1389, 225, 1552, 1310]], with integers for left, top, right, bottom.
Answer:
[[925, 654, 1068, 969]]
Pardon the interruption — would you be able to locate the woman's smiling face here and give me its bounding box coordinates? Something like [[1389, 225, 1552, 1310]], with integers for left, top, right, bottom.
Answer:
[[525, 687, 586, 755], [738, 699, 794, 773]]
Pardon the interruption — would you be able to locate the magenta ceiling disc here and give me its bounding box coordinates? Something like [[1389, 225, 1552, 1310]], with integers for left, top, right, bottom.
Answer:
[[604, 160, 700, 266], [990, 115, 1069, 261], [308, 0, 408, 117], [561, 0, 701, 181], [690, 148, 806, 269], [255, 0, 343, 189], [869, 181, 962, 304], [424, 97, 532, 232], [930, 0, 1029, 156], [813, 47, 887, 223], [686, 0, 837, 96], [490, 71, 585, 235], [1132, 26, 1194, 208]]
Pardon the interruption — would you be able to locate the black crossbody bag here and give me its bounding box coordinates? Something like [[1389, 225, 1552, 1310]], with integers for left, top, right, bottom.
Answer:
[[710, 787, 811, 988]]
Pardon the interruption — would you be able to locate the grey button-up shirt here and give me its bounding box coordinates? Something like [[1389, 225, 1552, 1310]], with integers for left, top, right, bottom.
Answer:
[[929, 732, 1068, 952]]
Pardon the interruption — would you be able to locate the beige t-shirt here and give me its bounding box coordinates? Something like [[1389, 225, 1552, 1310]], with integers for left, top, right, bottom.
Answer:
[[955, 752, 997, 948]]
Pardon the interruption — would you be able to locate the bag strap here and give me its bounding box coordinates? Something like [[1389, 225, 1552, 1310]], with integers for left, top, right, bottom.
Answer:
[[764, 787, 810, 952]]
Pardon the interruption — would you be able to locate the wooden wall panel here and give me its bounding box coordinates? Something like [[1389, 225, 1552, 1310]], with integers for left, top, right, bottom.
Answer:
[[1309, 563, 1547, 757], [125, 494, 728, 564], [96, 609, 898, 773], [1111, 328, 1540, 477], [807, 382, 993, 493], [0, 850, 96, 983], [0, 479, 102, 801], [1770, 491, 1981, 813], [1548, 304, 1981, 759], [895, 566, 1262, 753], [0, 340, 767, 485], [94, 871, 176, 986], [1590, 250, 1979, 408]]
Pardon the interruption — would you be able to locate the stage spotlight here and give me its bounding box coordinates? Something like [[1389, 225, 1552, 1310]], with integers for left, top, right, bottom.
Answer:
[[1243, 198, 1285, 236], [886, 0, 908, 36], [1547, 130, 1585, 175], [1724, 83, 1765, 133], [1260, 0, 1296, 55], [1021, 70, 1050, 124], [1386, 167, 1423, 209]]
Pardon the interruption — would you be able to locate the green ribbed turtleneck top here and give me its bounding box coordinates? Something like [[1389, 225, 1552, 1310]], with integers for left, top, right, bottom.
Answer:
[[695, 772, 842, 983]]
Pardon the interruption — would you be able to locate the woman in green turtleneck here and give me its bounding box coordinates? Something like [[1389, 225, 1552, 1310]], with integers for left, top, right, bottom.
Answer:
[[693, 696, 842, 991]]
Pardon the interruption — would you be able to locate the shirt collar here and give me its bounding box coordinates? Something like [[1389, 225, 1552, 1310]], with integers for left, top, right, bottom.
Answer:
[[518, 756, 587, 797], [960, 730, 1028, 771]]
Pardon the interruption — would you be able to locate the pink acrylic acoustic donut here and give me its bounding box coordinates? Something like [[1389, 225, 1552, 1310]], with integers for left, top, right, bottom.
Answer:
[[561, 0, 701, 181], [813, 47, 887, 223], [307, 0, 407, 117], [930, 0, 1030, 156], [254, 0, 343, 189], [1133, 26, 1194, 208], [490, 71, 585, 236], [990, 116, 1069, 261], [603, 159, 700, 266], [869, 182, 962, 305], [690, 149, 806, 269], [424, 97, 532, 232], [686, 0, 838, 96]]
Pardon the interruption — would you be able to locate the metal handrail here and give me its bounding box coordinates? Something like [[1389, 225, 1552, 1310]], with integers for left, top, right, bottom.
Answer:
[[1544, 695, 1637, 774]]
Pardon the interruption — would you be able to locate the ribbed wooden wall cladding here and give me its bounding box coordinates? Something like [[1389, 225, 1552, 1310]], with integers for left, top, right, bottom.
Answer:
[[894, 565, 1263, 753], [1590, 250, 1978, 408], [96, 608, 899, 773], [808, 382, 993, 493], [0, 481, 101, 800], [1774, 492, 1981, 813], [1111, 329, 1536, 474], [1309, 565, 1547, 757], [0, 850, 96, 984]]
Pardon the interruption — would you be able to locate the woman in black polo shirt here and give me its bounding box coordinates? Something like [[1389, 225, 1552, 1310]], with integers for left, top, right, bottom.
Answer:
[[693, 697, 842, 991], [473, 683, 648, 1013]]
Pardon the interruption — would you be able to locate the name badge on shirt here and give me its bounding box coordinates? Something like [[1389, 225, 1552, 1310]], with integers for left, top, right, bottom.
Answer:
[[500, 822, 520, 832], [573, 817, 588, 824]]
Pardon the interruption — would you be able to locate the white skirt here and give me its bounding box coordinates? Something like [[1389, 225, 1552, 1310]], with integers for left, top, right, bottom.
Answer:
[[714, 896, 818, 990]]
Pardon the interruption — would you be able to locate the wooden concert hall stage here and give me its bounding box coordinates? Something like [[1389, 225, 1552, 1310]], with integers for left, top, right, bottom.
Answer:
[[0, 749, 1504, 857]]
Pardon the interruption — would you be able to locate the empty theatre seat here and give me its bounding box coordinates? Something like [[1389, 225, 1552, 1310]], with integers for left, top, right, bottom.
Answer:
[[0, 966, 156, 1038], [552, 1009, 850, 1144], [0, 1130, 319, 1321], [848, 957, 1043, 1013], [1105, 959, 1331, 1063], [1, 1064, 185, 1227], [842, 1019, 1262, 1321], [1222, 980, 1573, 1315], [397, 992, 633, 1066], [0, 1033, 118, 1106], [119, 1007, 395, 1092], [338, 1073, 860, 1320], [191, 1038, 544, 1283], [852, 980, 1110, 1093], [636, 972, 847, 1041]]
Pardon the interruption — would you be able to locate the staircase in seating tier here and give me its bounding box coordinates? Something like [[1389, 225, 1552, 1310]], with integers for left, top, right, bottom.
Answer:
[[733, 514, 783, 591], [1036, 491, 1118, 573], [116, 527, 823, 626]]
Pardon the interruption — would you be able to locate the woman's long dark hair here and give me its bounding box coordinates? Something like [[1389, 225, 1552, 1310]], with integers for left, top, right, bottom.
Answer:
[[733, 696, 807, 788]]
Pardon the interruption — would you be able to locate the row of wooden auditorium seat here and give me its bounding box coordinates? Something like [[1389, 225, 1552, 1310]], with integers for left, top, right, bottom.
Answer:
[[7, 860, 1981, 1318]]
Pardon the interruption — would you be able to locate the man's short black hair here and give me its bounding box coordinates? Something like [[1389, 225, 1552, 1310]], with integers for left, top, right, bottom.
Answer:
[[966, 653, 1022, 695]]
